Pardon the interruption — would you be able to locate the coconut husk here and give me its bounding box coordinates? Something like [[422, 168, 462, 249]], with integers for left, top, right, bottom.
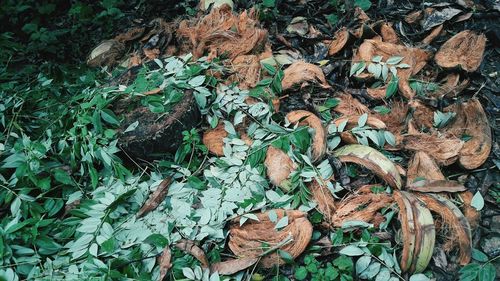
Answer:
[[407, 151, 445, 185], [352, 39, 430, 99], [457, 191, 480, 229], [407, 180, 466, 193], [333, 93, 370, 117], [394, 191, 416, 272], [410, 100, 435, 130], [421, 24, 443, 46], [457, 99, 491, 169], [87, 40, 126, 67], [286, 110, 327, 163], [307, 179, 337, 226], [177, 5, 268, 60], [431, 73, 469, 98], [405, 11, 423, 24], [403, 132, 464, 166], [203, 123, 228, 156], [228, 55, 262, 89], [416, 193, 472, 265], [434, 30, 487, 72], [281, 61, 330, 91], [228, 209, 313, 268], [379, 23, 399, 44], [330, 190, 393, 227], [374, 101, 408, 149], [264, 146, 296, 189], [328, 28, 350, 56], [366, 86, 388, 100]]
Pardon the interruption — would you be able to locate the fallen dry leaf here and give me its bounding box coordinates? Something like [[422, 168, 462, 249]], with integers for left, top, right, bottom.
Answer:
[[228, 209, 313, 268], [281, 61, 330, 91], [210, 257, 259, 275], [407, 180, 466, 193], [137, 177, 173, 218], [286, 110, 327, 163], [175, 239, 209, 268], [158, 246, 172, 281], [203, 123, 227, 156], [434, 30, 486, 72]]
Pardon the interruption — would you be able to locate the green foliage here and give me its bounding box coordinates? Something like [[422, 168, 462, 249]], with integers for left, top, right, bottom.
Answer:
[[294, 254, 353, 281], [433, 110, 456, 128]]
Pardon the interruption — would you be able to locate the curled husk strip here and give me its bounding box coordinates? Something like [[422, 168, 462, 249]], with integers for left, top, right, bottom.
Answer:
[[286, 110, 327, 163], [407, 151, 445, 185], [416, 193, 472, 265], [457, 191, 480, 229], [434, 30, 486, 72], [281, 61, 330, 91], [333, 144, 402, 189], [328, 28, 350, 56], [228, 209, 313, 268], [307, 179, 337, 226], [333, 93, 370, 117], [264, 146, 296, 190]]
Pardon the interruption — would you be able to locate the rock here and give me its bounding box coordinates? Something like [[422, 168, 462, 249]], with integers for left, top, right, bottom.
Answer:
[[480, 235, 500, 257]]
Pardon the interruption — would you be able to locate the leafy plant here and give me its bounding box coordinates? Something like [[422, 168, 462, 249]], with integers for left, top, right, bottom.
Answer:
[[459, 249, 498, 281], [433, 110, 456, 128]]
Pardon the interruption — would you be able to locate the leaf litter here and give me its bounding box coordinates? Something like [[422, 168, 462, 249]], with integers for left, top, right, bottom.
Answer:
[[82, 1, 498, 280]]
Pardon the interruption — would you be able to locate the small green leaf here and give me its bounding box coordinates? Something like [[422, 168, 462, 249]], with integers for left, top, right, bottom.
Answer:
[[354, 0, 372, 11], [385, 77, 398, 98], [275, 216, 289, 230], [384, 131, 396, 146], [356, 255, 371, 274], [358, 113, 368, 127], [278, 250, 294, 263], [386, 56, 404, 65], [373, 106, 391, 115], [372, 56, 383, 63], [124, 121, 139, 133], [471, 249, 488, 262], [478, 263, 496, 281], [339, 245, 365, 256], [100, 109, 120, 126], [262, 63, 276, 75], [295, 266, 308, 280], [409, 273, 430, 281], [471, 192, 484, 211]]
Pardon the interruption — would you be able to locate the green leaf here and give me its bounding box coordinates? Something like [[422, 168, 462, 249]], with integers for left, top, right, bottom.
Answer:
[[459, 263, 480, 281], [278, 250, 294, 263], [384, 131, 396, 146], [275, 216, 289, 230], [354, 0, 372, 11], [386, 56, 403, 65], [100, 109, 120, 126], [358, 113, 368, 127], [478, 263, 496, 281], [409, 274, 430, 281], [144, 234, 169, 248], [295, 266, 308, 280], [385, 77, 398, 98], [374, 106, 391, 115], [359, 262, 381, 279], [53, 168, 73, 185], [326, 14, 339, 25], [356, 255, 371, 274], [471, 192, 484, 211], [339, 245, 365, 256], [433, 111, 456, 128], [372, 56, 382, 63], [350, 62, 366, 76], [189, 75, 205, 87], [471, 249, 488, 262], [262, 63, 276, 75]]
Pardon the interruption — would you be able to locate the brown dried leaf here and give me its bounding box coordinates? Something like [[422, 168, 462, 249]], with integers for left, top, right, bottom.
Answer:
[[282, 61, 330, 91], [175, 240, 209, 268], [228, 209, 313, 268], [434, 30, 487, 72], [210, 257, 259, 275], [421, 24, 443, 46], [158, 247, 172, 281], [286, 110, 327, 162], [203, 123, 227, 156], [328, 28, 350, 56], [137, 177, 173, 218], [265, 146, 296, 189], [416, 193, 472, 265], [405, 10, 423, 24]]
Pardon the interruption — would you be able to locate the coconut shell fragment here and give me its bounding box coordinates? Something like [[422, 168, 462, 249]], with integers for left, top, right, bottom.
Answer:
[[228, 209, 313, 268], [403, 133, 463, 166], [407, 151, 445, 185], [87, 40, 125, 67], [203, 123, 228, 156], [265, 146, 296, 190], [333, 144, 402, 189], [307, 179, 337, 226], [281, 61, 330, 91], [286, 110, 327, 163], [434, 30, 487, 72]]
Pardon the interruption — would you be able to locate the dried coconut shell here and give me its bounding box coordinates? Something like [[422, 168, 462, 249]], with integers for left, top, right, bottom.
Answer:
[[410, 100, 435, 130], [394, 191, 416, 272], [333, 93, 369, 117], [403, 133, 463, 166], [407, 151, 445, 186], [330, 189, 393, 227], [457, 191, 480, 229], [203, 123, 227, 156], [307, 179, 337, 226], [421, 24, 443, 46], [352, 39, 430, 99], [431, 73, 469, 98], [328, 28, 350, 56], [228, 209, 313, 268], [265, 146, 296, 190], [366, 86, 388, 100], [282, 61, 330, 91], [229, 55, 261, 89], [286, 110, 327, 163], [434, 30, 486, 72], [416, 193, 472, 265]]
